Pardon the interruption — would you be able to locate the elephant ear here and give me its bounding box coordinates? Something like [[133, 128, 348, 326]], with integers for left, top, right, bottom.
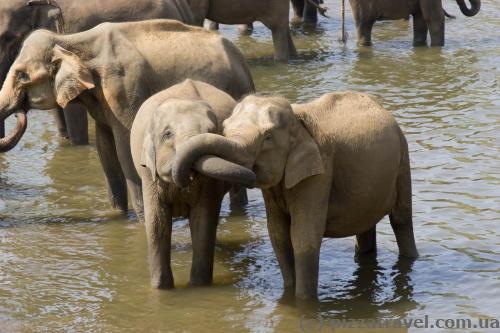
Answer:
[[284, 119, 325, 189], [140, 132, 157, 180], [52, 45, 95, 108]]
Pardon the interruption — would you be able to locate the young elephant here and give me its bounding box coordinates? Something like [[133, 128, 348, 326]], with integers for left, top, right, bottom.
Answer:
[[131, 80, 255, 288], [349, 0, 480, 46], [0, 20, 254, 220], [173, 92, 418, 300]]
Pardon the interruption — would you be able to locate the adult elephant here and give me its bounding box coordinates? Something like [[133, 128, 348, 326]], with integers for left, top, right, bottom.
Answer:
[[131, 79, 255, 288], [348, 0, 480, 46], [0, 0, 196, 145], [172, 92, 418, 300], [187, 0, 296, 61], [0, 20, 254, 220]]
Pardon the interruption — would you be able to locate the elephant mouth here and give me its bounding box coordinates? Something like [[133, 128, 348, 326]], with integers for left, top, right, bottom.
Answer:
[[0, 110, 28, 153]]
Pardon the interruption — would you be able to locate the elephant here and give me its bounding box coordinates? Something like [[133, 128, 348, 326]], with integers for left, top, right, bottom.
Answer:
[[130, 79, 255, 288], [0, 0, 197, 145], [348, 0, 481, 46], [187, 0, 296, 61], [0, 19, 255, 220], [290, 0, 327, 25], [171, 91, 419, 300]]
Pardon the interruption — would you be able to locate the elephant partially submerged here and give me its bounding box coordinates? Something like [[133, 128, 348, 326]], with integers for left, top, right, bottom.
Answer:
[[173, 92, 418, 300], [348, 0, 481, 46], [131, 79, 255, 288], [187, 0, 296, 61], [0, 0, 196, 145], [0, 20, 254, 219]]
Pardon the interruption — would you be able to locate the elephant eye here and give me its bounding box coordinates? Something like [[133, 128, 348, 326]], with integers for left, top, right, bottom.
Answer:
[[162, 129, 174, 141], [264, 133, 272, 141], [15, 70, 30, 83]]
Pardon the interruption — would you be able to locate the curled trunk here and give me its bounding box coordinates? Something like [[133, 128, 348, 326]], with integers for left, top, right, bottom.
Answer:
[[193, 155, 256, 189], [456, 0, 480, 17], [0, 111, 27, 153], [172, 133, 255, 188]]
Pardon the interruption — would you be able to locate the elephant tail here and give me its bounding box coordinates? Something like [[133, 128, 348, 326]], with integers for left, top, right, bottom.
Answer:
[[455, 0, 481, 17], [393, 128, 412, 223]]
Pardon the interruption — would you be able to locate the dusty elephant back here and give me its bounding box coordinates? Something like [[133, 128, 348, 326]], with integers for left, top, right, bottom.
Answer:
[[116, 19, 255, 99], [292, 91, 401, 149]]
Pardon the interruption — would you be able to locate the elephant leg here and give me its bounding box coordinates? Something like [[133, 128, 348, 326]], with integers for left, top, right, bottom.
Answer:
[[420, 0, 445, 46], [355, 226, 377, 254], [141, 169, 174, 289], [291, 0, 305, 24], [63, 102, 89, 145], [412, 12, 429, 46], [113, 127, 144, 222], [263, 191, 295, 292], [188, 179, 225, 286], [270, 24, 295, 61], [303, 0, 318, 24], [238, 23, 254, 36], [356, 20, 375, 46], [289, 175, 331, 300], [207, 20, 219, 30], [52, 108, 69, 140], [95, 123, 128, 212]]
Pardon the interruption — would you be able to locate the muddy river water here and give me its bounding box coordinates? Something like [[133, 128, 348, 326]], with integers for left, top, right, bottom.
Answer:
[[0, 0, 499, 332]]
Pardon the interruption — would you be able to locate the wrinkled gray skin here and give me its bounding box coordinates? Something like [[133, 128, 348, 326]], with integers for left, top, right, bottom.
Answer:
[[0, 20, 254, 220], [349, 0, 481, 46], [0, 0, 196, 144], [173, 92, 419, 300], [187, 0, 296, 61], [131, 79, 255, 288]]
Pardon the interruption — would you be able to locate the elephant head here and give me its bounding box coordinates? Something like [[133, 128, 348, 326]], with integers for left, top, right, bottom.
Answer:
[[0, 1, 64, 83], [140, 99, 256, 188], [0, 30, 95, 152], [173, 96, 325, 190]]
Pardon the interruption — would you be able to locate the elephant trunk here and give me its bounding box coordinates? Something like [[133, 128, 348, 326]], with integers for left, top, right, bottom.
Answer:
[[0, 111, 27, 152], [456, 0, 480, 16], [0, 69, 28, 152], [172, 133, 255, 188]]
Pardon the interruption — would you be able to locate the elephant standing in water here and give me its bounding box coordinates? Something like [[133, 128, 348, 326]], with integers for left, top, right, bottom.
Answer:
[[0, 20, 254, 220], [172, 92, 418, 300], [0, 0, 196, 145], [348, 0, 481, 46], [187, 0, 296, 61], [131, 79, 255, 288]]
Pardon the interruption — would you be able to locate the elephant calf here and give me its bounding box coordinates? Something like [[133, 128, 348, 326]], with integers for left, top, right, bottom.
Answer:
[[131, 80, 255, 288], [173, 91, 419, 300]]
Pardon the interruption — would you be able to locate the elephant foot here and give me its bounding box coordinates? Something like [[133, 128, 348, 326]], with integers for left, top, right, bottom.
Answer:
[[189, 277, 212, 287], [413, 40, 428, 47], [238, 24, 253, 36], [229, 186, 248, 209], [358, 40, 373, 47], [291, 16, 303, 26]]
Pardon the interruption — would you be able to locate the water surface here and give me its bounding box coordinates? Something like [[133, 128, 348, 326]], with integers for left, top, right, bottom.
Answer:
[[0, 1, 499, 332]]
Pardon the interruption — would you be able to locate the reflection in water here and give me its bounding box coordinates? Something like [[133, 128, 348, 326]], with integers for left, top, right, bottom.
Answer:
[[1, 0, 499, 331]]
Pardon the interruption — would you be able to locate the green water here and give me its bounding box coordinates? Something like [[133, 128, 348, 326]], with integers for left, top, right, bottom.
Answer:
[[0, 1, 499, 332]]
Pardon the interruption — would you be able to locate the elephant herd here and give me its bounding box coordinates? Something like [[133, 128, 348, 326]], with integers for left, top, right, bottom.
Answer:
[[0, 0, 480, 301]]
